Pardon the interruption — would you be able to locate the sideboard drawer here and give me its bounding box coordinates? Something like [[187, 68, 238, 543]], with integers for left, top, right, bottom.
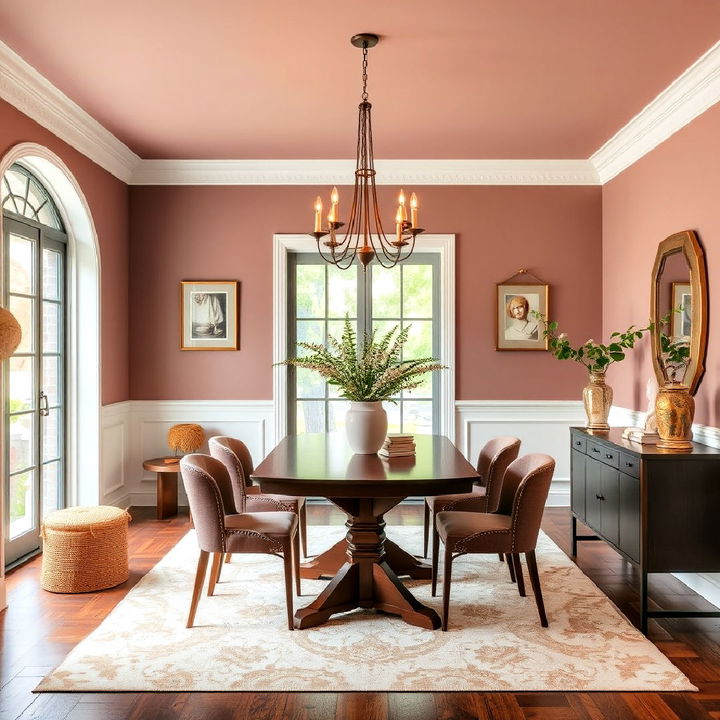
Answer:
[[572, 436, 587, 454], [620, 452, 640, 478], [588, 441, 619, 468]]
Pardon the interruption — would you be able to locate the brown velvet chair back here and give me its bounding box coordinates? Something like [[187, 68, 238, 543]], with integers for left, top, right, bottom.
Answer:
[[180, 454, 237, 552], [209, 436, 254, 513], [507, 454, 556, 553], [476, 436, 521, 512]]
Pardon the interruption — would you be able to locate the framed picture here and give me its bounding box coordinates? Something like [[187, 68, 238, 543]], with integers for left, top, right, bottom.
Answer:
[[671, 282, 691, 340], [496, 282, 549, 351], [180, 281, 239, 350]]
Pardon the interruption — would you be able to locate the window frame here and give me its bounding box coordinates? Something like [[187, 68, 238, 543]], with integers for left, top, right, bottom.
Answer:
[[273, 234, 455, 445]]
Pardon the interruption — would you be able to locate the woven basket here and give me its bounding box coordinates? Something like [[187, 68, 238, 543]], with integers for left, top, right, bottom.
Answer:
[[41, 506, 131, 593]]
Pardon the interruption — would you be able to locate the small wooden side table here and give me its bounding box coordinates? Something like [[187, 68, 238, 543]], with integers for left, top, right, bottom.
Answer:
[[143, 456, 180, 520]]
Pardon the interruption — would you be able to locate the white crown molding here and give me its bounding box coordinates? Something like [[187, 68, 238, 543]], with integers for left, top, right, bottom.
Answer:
[[0, 40, 140, 183], [591, 40, 720, 183], [3, 31, 718, 188], [129, 158, 599, 186]]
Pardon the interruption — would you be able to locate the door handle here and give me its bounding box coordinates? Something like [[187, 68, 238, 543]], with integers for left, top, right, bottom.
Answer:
[[39, 390, 50, 417]]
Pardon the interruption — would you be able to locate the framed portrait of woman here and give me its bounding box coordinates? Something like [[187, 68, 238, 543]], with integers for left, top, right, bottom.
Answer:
[[496, 282, 549, 351], [180, 280, 239, 350]]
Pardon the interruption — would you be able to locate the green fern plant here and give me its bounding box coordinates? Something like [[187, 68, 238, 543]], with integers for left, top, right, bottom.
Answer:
[[280, 317, 444, 402]]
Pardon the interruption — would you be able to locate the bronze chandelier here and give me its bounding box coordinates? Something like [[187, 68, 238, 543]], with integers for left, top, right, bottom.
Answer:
[[309, 33, 425, 270]]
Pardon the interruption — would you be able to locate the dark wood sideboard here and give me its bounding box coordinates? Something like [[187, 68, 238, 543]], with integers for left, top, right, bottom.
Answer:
[[570, 426, 720, 634]]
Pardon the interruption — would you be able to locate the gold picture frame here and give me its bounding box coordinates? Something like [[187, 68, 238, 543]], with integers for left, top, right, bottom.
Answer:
[[496, 282, 549, 351], [671, 281, 692, 340], [180, 280, 239, 351]]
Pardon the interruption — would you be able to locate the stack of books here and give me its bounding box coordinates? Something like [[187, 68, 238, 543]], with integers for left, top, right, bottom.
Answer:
[[378, 433, 416, 458]]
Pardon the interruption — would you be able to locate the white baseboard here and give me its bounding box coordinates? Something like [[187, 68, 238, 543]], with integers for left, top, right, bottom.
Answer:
[[672, 573, 720, 611]]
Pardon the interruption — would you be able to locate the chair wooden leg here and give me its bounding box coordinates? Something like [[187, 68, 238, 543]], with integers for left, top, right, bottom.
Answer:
[[187, 550, 209, 628], [299, 502, 308, 558], [441, 546, 453, 631], [224, 552, 232, 563], [512, 553, 526, 597], [525, 550, 548, 627], [293, 527, 301, 596], [423, 501, 430, 558], [207, 552, 222, 596], [431, 523, 441, 597], [507, 551, 516, 583], [498, 553, 504, 562], [283, 539, 294, 630]]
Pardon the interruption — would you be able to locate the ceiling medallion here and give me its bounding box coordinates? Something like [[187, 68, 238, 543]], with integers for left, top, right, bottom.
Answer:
[[310, 33, 425, 270]]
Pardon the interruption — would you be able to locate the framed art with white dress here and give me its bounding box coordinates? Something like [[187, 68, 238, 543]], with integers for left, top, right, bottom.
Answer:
[[180, 280, 239, 350]]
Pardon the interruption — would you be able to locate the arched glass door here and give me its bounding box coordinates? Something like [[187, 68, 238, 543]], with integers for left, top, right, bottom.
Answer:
[[2, 164, 67, 566]]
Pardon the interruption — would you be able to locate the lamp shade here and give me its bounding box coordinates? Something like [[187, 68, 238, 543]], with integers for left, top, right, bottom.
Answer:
[[0, 307, 21, 360], [167, 423, 205, 454]]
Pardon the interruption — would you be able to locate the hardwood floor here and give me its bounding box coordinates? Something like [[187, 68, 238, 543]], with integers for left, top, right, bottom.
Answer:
[[3, 504, 720, 719]]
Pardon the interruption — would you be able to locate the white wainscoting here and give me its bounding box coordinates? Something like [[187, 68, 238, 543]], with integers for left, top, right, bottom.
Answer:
[[101, 401, 131, 507], [101, 400, 274, 508], [455, 400, 586, 507]]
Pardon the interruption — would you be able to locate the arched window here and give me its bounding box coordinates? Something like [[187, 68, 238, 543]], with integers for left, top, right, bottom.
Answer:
[[2, 164, 64, 230], [2, 163, 67, 567]]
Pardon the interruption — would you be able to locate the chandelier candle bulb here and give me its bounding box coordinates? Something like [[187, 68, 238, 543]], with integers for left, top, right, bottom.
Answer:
[[410, 193, 418, 228], [331, 186, 339, 221], [314, 196, 323, 232], [398, 189, 407, 222]]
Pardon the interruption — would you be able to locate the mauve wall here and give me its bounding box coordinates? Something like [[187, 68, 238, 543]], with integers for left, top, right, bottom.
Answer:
[[603, 102, 720, 427], [129, 185, 601, 400], [0, 99, 130, 404]]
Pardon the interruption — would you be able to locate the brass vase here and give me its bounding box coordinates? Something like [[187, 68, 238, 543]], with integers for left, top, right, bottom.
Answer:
[[583, 371, 613, 430], [655, 383, 694, 450]]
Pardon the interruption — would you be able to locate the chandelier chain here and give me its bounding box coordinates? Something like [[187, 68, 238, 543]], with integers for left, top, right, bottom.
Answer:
[[361, 45, 369, 101]]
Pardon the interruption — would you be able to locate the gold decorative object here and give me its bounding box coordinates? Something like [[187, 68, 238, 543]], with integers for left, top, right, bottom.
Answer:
[[167, 423, 205, 455], [650, 230, 708, 396], [582, 371, 613, 430], [0, 307, 22, 360], [655, 383, 694, 450]]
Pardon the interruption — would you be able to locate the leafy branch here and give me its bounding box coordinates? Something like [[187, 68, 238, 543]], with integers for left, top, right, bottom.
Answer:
[[531, 311, 653, 374]]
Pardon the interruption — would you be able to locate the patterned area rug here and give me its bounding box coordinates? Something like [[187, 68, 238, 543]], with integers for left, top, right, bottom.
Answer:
[[37, 526, 695, 692]]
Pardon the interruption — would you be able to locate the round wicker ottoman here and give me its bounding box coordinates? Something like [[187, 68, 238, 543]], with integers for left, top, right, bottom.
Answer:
[[41, 506, 131, 593]]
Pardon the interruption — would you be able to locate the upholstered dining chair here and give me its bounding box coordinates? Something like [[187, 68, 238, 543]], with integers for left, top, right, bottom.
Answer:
[[432, 453, 556, 631], [423, 436, 521, 558], [180, 454, 300, 630], [209, 436, 308, 558]]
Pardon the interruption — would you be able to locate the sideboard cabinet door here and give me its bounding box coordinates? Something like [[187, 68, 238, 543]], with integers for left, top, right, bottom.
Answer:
[[571, 449, 586, 522], [600, 464, 620, 547], [618, 471, 640, 563], [585, 460, 602, 533]]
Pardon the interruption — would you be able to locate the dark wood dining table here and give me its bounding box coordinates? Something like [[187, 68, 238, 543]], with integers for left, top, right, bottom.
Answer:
[[251, 433, 478, 630]]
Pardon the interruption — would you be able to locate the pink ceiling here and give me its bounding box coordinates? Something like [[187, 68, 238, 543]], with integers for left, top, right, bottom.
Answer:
[[0, 0, 719, 160]]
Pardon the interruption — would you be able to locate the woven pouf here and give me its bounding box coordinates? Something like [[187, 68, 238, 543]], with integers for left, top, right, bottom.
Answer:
[[41, 506, 130, 593]]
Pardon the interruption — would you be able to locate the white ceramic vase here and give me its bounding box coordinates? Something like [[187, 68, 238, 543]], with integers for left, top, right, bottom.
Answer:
[[345, 401, 388, 454]]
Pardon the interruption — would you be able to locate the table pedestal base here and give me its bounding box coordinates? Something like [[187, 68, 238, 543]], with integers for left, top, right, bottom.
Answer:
[[300, 537, 431, 580], [294, 497, 440, 630], [295, 561, 440, 630]]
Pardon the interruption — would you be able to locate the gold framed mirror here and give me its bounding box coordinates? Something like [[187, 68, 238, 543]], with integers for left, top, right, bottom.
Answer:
[[650, 230, 708, 395]]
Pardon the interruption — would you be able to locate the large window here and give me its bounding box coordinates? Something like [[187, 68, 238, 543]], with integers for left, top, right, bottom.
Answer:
[[288, 254, 439, 435], [2, 164, 67, 567]]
